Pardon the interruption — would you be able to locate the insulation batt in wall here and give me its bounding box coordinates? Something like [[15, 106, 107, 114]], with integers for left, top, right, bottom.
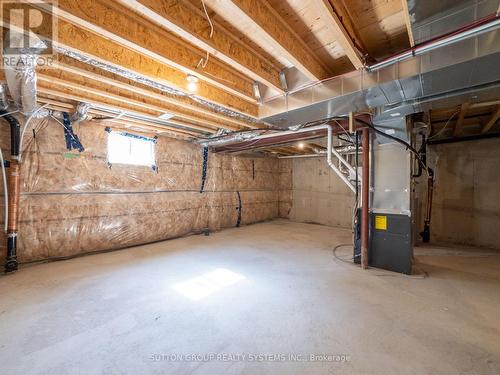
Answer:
[[0, 118, 293, 263]]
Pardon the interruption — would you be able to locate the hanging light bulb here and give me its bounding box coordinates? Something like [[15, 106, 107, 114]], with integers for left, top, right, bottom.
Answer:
[[297, 142, 305, 149], [187, 74, 199, 93]]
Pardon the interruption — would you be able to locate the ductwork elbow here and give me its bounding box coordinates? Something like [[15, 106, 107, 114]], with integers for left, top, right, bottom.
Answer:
[[3, 30, 47, 115]]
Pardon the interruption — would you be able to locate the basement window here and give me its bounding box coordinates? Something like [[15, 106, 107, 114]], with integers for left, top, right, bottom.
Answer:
[[106, 129, 157, 169]]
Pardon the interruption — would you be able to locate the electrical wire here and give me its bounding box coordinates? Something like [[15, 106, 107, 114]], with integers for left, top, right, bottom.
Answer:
[[0, 147, 8, 233], [19, 103, 49, 163], [333, 244, 359, 263], [356, 117, 431, 178], [427, 110, 459, 140], [197, 0, 214, 69], [331, 118, 353, 142], [0, 110, 19, 118], [50, 115, 79, 142], [333, 244, 428, 279]]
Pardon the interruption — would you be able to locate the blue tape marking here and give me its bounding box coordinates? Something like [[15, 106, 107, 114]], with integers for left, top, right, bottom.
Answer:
[[200, 146, 209, 193]]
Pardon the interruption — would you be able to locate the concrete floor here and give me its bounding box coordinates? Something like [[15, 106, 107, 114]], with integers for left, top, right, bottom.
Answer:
[[1, 220, 500, 375]]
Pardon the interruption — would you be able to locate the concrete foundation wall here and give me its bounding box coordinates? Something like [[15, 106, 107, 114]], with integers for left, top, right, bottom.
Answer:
[[423, 138, 500, 249], [0, 119, 290, 263], [288, 157, 355, 228]]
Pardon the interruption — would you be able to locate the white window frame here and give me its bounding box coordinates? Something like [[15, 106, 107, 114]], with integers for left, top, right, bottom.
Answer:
[[106, 129, 157, 169]]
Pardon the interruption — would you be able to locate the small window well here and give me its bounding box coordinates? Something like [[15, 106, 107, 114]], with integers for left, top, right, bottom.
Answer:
[[106, 128, 157, 169]]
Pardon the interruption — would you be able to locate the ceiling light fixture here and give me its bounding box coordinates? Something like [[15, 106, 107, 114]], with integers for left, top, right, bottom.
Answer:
[[187, 74, 199, 93]]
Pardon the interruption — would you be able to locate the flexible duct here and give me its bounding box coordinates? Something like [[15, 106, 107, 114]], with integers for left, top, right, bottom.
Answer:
[[3, 30, 46, 115], [70, 102, 91, 123], [0, 110, 21, 272]]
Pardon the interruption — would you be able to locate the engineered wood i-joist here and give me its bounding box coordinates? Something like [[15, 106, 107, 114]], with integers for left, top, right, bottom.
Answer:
[[118, 0, 284, 93], [38, 70, 242, 131], [36, 76, 220, 133], [314, 0, 365, 69], [0, 8, 259, 118], [38, 0, 257, 102], [204, 0, 331, 81], [481, 106, 500, 134], [51, 56, 258, 130]]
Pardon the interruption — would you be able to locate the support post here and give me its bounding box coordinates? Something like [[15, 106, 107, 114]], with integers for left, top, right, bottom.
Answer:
[[361, 128, 370, 269]]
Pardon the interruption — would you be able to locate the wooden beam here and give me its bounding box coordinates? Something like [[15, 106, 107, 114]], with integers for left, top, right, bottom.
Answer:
[[37, 0, 257, 102], [313, 0, 365, 69], [37, 69, 242, 132], [204, 0, 331, 81], [38, 98, 198, 138], [37, 84, 212, 136], [401, 0, 415, 47], [118, 0, 284, 93], [38, 74, 217, 132], [453, 103, 470, 137], [49, 58, 257, 130], [481, 106, 500, 134], [0, 12, 259, 117]]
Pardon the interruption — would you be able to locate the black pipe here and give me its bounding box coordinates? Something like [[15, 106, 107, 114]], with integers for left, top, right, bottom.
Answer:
[[1, 110, 20, 157], [1, 110, 21, 273], [412, 134, 427, 178]]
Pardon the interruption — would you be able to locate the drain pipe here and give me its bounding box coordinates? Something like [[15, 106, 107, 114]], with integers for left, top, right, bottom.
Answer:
[[0, 110, 21, 273], [361, 128, 370, 269]]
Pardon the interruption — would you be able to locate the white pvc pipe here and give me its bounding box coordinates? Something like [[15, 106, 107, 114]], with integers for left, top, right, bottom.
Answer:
[[326, 125, 356, 193], [331, 144, 357, 177]]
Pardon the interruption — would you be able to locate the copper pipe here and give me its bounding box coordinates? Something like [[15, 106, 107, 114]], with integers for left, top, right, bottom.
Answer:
[[1, 110, 21, 273], [361, 128, 370, 269]]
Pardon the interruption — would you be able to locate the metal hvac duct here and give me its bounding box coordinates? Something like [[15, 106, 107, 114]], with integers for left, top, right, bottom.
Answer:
[[2, 30, 47, 116], [260, 14, 500, 130]]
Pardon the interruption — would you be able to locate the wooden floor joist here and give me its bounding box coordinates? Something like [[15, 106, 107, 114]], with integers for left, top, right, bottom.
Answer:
[[38, 98, 199, 138], [401, 0, 415, 47], [0, 19, 259, 119], [51, 57, 258, 130], [481, 106, 500, 134], [314, 0, 366, 69], [118, 0, 284, 93], [37, 70, 242, 132], [36, 85, 214, 135], [453, 103, 470, 137], [36, 0, 257, 103], [204, 0, 332, 81]]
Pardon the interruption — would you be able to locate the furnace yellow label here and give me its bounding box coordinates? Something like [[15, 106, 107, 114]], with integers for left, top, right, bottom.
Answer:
[[375, 215, 388, 230]]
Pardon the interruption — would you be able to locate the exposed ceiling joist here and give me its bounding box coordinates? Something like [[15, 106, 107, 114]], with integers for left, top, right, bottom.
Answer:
[[204, 0, 331, 81], [36, 84, 212, 135], [481, 106, 500, 134], [38, 0, 258, 103], [313, 0, 365, 69], [39, 66, 246, 131], [36, 74, 222, 133], [400, 0, 415, 47], [0, 17, 259, 118], [51, 56, 257, 130], [38, 97, 199, 137], [453, 103, 470, 137], [118, 0, 284, 94]]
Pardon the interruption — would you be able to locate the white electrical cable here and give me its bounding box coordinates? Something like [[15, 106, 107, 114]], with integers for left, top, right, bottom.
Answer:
[[19, 103, 50, 163], [0, 110, 19, 118], [0, 147, 8, 233], [428, 111, 459, 140], [197, 0, 215, 69]]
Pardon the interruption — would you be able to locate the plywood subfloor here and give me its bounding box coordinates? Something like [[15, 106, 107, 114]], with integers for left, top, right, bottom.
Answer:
[[0, 220, 499, 374]]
